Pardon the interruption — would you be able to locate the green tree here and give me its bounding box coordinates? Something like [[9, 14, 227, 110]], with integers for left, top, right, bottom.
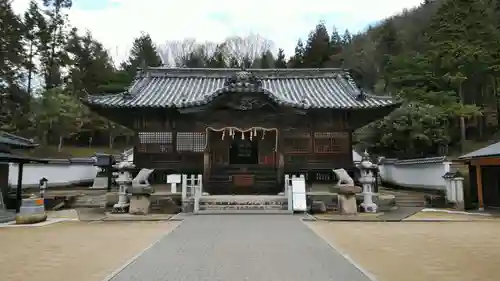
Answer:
[[121, 32, 162, 77], [0, 0, 31, 133], [39, 0, 72, 89], [275, 48, 287, 68], [329, 27, 343, 67], [206, 44, 227, 68], [23, 0, 46, 95], [66, 29, 115, 96], [288, 39, 305, 68], [303, 22, 331, 68], [34, 88, 85, 150]]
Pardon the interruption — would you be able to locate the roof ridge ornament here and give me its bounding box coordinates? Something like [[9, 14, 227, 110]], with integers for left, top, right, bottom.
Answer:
[[224, 70, 262, 88], [343, 70, 366, 101]]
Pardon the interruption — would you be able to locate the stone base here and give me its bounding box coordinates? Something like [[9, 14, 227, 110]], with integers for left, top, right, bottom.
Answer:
[[361, 202, 378, 213], [156, 197, 180, 214], [129, 195, 151, 215], [105, 192, 119, 207], [339, 195, 358, 215], [15, 213, 47, 224], [310, 201, 327, 214]]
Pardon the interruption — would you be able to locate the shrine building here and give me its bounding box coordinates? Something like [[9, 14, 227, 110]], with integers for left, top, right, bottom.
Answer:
[[83, 68, 400, 195]]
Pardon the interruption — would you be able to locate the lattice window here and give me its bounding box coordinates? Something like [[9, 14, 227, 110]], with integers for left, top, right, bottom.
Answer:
[[176, 132, 205, 152], [286, 155, 308, 164], [283, 132, 311, 153], [313, 132, 348, 153], [138, 132, 172, 143], [137, 132, 173, 153]]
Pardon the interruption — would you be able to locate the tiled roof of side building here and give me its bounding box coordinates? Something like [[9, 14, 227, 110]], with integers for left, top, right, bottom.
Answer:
[[458, 141, 500, 160], [0, 131, 38, 149], [83, 68, 401, 109]]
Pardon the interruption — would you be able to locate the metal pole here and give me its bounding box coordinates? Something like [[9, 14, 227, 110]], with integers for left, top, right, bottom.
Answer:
[[16, 162, 24, 213]]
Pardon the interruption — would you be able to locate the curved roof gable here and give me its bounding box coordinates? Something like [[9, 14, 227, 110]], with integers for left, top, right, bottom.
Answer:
[[84, 68, 400, 110]]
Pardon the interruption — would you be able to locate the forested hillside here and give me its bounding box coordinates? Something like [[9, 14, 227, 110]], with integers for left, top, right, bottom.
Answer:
[[1, 0, 499, 158]]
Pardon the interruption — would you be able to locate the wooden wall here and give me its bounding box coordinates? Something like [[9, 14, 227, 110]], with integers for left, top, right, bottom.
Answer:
[[131, 105, 353, 172]]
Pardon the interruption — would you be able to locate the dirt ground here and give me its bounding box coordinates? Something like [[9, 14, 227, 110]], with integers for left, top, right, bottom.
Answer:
[[405, 211, 499, 221], [308, 221, 500, 281], [0, 221, 180, 281]]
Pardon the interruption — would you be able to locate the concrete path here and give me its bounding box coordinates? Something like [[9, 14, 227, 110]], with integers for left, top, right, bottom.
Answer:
[[109, 215, 372, 281]]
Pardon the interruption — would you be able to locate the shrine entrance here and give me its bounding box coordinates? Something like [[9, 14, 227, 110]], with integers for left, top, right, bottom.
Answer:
[[205, 127, 281, 195], [229, 138, 258, 165]]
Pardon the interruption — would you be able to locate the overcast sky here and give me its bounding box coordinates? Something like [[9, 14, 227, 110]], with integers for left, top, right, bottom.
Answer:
[[12, 0, 423, 64]]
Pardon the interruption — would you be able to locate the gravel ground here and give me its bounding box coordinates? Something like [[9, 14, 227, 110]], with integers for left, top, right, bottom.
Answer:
[[404, 211, 499, 221], [110, 215, 372, 281], [308, 221, 500, 281], [0, 221, 179, 281]]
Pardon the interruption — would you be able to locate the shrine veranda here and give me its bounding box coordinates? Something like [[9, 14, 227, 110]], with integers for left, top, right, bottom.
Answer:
[[83, 68, 400, 195]]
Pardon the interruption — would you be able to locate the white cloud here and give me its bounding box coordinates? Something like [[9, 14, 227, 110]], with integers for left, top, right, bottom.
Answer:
[[12, 0, 423, 65]]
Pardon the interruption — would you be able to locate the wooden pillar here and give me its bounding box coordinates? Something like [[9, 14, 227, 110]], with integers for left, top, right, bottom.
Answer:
[[16, 162, 24, 213], [476, 165, 484, 211], [170, 120, 178, 155], [277, 129, 284, 184], [203, 130, 210, 185]]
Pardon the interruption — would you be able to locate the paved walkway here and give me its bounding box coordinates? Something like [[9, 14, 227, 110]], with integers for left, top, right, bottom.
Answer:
[[109, 215, 371, 281]]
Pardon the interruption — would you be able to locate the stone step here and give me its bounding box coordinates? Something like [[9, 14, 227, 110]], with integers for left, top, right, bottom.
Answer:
[[196, 209, 293, 215], [72, 195, 107, 208], [199, 204, 287, 210], [0, 210, 15, 223], [198, 195, 289, 212]]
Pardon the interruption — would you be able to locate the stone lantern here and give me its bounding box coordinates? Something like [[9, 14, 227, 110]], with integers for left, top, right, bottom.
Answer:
[[357, 150, 378, 213], [112, 158, 135, 213]]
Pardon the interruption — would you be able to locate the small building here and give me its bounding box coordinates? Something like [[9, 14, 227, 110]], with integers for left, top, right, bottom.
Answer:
[[0, 132, 46, 220], [458, 142, 500, 210], [82, 68, 400, 195]]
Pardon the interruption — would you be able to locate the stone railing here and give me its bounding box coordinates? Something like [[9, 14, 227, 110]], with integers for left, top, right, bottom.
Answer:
[[378, 156, 453, 191], [8, 158, 98, 189]]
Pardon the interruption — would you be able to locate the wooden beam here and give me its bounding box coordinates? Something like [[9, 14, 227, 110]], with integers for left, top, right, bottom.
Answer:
[[203, 130, 210, 186], [471, 157, 500, 166], [476, 165, 484, 211]]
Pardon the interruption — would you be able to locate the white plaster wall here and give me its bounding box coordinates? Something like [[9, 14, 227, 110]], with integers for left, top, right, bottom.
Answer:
[[379, 160, 451, 191], [8, 162, 98, 188], [352, 150, 361, 162]]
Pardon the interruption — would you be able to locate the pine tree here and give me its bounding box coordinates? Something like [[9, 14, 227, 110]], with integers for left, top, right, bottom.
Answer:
[[121, 32, 162, 77], [275, 48, 287, 68], [0, 0, 30, 132], [329, 27, 344, 67], [40, 0, 73, 89], [66, 29, 115, 95], [23, 0, 46, 95], [257, 50, 275, 68], [206, 44, 226, 68], [341, 30, 352, 45], [288, 39, 305, 68], [303, 22, 331, 68]]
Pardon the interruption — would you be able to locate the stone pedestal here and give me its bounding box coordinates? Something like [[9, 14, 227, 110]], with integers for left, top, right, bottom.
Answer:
[[338, 195, 358, 215], [16, 197, 47, 224], [129, 195, 151, 215]]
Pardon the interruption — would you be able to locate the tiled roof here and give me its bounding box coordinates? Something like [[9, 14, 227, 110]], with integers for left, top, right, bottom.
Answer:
[[458, 142, 500, 160], [0, 152, 48, 163], [0, 131, 38, 149], [83, 68, 400, 109]]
